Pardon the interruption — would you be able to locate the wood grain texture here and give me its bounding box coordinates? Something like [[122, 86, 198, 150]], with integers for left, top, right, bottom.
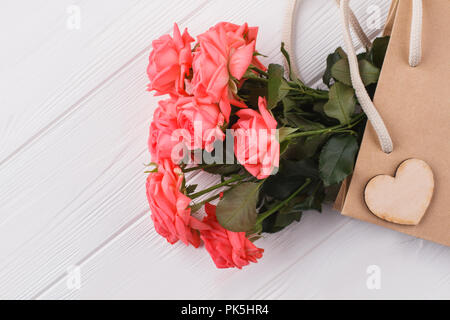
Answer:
[[1, 0, 449, 299], [0, 0, 206, 164]]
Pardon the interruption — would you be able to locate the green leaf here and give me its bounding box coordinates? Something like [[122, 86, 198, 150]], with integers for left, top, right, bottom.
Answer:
[[144, 162, 158, 173], [189, 201, 204, 214], [185, 184, 198, 194], [242, 69, 261, 79], [275, 211, 302, 227], [253, 51, 267, 58], [330, 59, 349, 86], [287, 114, 325, 131], [261, 210, 302, 233], [282, 97, 297, 118], [279, 139, 290, 155], [281, 42, 294, 80], [202, 164, 241, 176], [323, 183, 343, 203], [237, 78, 268, 109], [267, 64, 290, 109], [284, 134, 329, 161], [335, 47, 347, 58], [323, 82, 356, 125], [357, 52, 368, 61], [319, 135, 359, 186], [201, 146, 242, 177], [216, 182, 261, 232], [358, 60, 381, 86], [278, 127, 298, 142], [262, 159, 318, 200], [331, 58, 380, 87], [313, 101, 326, 115], [246, 222, 263, 241], [323, 49, 344, 87], [369, 36, 390, 68], [280, 158, 319, 178], [292, 190, 325, 212]]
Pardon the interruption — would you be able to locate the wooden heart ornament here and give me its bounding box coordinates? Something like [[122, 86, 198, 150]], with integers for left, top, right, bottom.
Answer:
[[364, 159, 434, 225]]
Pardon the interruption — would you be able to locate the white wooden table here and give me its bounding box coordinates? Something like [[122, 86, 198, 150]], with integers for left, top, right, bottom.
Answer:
[[1, 0, 449, 300]]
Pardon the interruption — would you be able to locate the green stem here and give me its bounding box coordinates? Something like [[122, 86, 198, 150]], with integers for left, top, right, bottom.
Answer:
[[256, 178, 312, 224], [189, 193, 222, 210], [249, 66, 326, 100], [289, 87, 329, 100], [249, 66, 269, 77], [189, 175, 246, 199], [183, 163, 221, 173], [285, 113, 365, 141], [335, 129, 358, 135], [246, 76, 268, 83], [288, 95, 315, 101]]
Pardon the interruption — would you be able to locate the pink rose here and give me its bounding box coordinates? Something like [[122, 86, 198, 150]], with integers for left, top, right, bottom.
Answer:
[[147, 23, 194, 96], [148, 98, 182, 163], [146, 159, 206, 247], [232, 97, 279, 179], [175, 96, 225, 152], [200, 203, 264, 269], [191, 22, 265, 122]]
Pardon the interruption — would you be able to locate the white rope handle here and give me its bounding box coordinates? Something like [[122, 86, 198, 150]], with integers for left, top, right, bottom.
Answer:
[[282, 0, 373, 81], [282, 0, 372, 82], [283, 0, 423, 154], [409, 0, 423, 67], [335, 0, 372, 49], [340, 0, 393, 153]]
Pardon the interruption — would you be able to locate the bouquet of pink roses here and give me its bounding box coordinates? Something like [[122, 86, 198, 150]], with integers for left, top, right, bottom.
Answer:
[[145, 22, 387, 268]]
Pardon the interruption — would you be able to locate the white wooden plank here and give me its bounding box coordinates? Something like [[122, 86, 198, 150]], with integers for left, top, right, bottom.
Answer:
[[1, 0, 387, 166], [292, 0, 391, 85], [0, 0, 207, 163], [248, 219, 450, 299], [39, 209, 450, 299], [0, 0, 290, 299], [38, 208, 349, 299]]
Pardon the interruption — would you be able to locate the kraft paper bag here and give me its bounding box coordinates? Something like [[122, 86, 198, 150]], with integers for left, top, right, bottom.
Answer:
[[335, 0, 450, 246]]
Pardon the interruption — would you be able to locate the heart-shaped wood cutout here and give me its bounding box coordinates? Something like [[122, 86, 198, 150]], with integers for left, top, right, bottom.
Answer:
[[364, 159, 434, 225]]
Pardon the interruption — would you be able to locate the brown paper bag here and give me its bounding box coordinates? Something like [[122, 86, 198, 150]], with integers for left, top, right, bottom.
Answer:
[[335, 0, 450, 246]]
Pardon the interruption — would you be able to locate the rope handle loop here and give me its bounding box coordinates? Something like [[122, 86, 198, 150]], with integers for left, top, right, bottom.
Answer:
[[283, 0, 423, 154]]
